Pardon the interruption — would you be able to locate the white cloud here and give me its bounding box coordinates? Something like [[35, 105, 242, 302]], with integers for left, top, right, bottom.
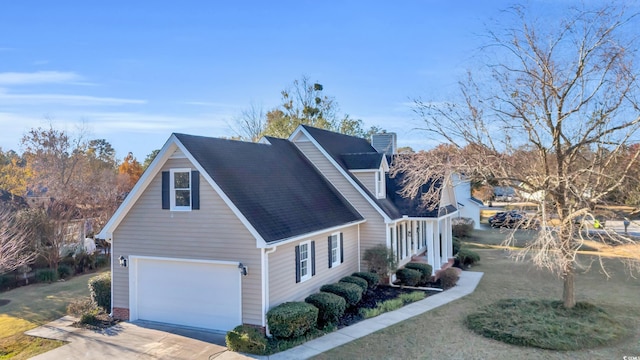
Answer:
[[0, 91, 146, 106], [0, 71, 83, 85]]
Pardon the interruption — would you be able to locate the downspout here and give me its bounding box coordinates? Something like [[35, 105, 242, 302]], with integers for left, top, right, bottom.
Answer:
[[357, 223, 361, 272], [264, 246, 277, 337]]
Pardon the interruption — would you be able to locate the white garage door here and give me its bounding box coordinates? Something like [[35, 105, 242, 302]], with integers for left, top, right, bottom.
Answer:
[[131, 257, 241, 332]]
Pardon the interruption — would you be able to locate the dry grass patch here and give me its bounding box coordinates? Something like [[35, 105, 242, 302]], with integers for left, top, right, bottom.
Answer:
[[0, 270, 107, 359], [313, 248, 640, 360], [466, 299, 628, 350]]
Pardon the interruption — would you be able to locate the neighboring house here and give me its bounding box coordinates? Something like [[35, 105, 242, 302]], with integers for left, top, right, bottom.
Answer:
[[452, 173, 484, 229], [98, 125, 457, 333]]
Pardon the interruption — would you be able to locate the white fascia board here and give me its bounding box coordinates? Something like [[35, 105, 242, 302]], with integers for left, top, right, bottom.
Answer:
[[97, 135, 180, 240], [349, 169, 377, 173], [290, 126, 392, 223], [171, 139, 268, 247], [262, 219, 366, 249]]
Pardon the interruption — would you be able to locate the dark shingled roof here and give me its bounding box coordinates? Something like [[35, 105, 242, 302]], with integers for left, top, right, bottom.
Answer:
[[341, 152, 384, 170], [301, 125, 456, 219], [385, 173, 443, 217], [174, 133, 363, 243]]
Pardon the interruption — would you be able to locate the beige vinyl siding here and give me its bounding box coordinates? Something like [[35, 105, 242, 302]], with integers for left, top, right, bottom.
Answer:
[[294, 142, 387, 261], [112, 157, 263, 326], [352, 171, 376, 195], [268, 225, 359, 307]]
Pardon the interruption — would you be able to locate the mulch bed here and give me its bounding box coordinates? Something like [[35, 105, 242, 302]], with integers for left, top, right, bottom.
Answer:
[[338, 285, 442, 327], [0, 299, 10, 307]]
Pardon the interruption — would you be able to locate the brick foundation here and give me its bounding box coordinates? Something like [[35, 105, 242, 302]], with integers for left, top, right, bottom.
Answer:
[[112, 307, 130, 320]]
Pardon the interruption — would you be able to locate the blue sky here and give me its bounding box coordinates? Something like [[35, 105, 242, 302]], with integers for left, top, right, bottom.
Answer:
[[0, 1, 612, 160]]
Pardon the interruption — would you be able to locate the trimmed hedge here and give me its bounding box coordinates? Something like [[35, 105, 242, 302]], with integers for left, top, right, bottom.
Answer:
[[267, 302, 318, 339], [351, 271, 379, 289], [404, 263, 433, 284], [320, 282, 363, 306], [457, 248, 481, 267], [395, 268, 422, 286], [305, 292, 346, 327], [452, 237, 462, 255], [89, 272, 111, 312], [226, 325, 268, 355], [339, 276, 368, 292]]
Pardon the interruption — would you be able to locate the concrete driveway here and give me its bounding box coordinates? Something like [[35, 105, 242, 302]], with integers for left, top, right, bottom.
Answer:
[[26, 316, 256, 359]]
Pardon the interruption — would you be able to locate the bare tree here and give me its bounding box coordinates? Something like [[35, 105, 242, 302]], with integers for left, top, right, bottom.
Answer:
[[396, 4, 640, 308], [0, 206, 35, 273], [229, 102, 267, 142]]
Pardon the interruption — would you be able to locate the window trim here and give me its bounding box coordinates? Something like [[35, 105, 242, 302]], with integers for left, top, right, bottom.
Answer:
[[170, 168, 192, 211], [375, 168, 386, 199], [329, 232, 342, 268], [298, 240, 313, 283]]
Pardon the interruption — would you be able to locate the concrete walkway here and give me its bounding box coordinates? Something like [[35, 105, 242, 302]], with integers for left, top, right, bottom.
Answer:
[[26, 271, 483, 360], [264, 270, 484, 360]]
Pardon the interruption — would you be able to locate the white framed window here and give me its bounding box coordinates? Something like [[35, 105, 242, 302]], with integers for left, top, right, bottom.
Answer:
[[375, 169, 386, 199], [170, 168, 191, 211], [298, 241, 312, 282], [329, 232, 341, 268]]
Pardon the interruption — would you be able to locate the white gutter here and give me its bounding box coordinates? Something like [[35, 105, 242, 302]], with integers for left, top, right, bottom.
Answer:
[[261, 219, 366, 249]]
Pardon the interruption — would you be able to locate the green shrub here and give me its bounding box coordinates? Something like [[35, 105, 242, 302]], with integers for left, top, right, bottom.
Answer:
[[452, 217, 474, 238], [457, 248, 481, 267], [267, 302, 318, 339], [95, 254, 109, 268], [452, 237, 462, 255], [305, 292, 346, 327], [404, 263, 433, 284], [352, 271, 379, 289], [0, 274, 14, 290], [360, 298, 404, 319], [35, 268, 58, 283], [57, 264, 73, 279], [363, 245, 397, 275], [225, 325, 268, 355], [89, 272, 111, 312], [398, 291, 426, 304], [75, 250, 96, 273], [439, 268, 460, 289], [339, 276, 368, 292], [67, 298, 97, 317], [80, 311, 100, 326], [320, 282, 363, 306], [60, 255, 76, 269], [395, 268, 422, 286]]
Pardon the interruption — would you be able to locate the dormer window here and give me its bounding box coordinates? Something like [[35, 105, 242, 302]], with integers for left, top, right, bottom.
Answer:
[[376, 169, 386, 199]]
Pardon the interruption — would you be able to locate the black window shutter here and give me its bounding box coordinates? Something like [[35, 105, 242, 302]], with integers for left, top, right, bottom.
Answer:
[[311, 241, 316, 276], [161, 171, 170, 209], [340, 233, 344, 263], [295, 245, 301, 283], [327, 236, 332, 268], [191, 170, 200, 210]]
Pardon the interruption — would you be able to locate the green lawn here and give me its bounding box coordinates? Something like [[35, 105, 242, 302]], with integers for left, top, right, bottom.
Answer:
[[313, 244, 640, 359], [0, 270, 108, 359]]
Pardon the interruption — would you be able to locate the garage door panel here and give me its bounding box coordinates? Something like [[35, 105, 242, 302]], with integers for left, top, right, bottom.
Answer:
[[133, 257, 241, 332]]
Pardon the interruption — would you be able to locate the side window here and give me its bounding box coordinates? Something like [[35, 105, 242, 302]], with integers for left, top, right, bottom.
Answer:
[[162, 169, 200, 211], [328, 232, 344, 268], [295, 241, 315, 283]]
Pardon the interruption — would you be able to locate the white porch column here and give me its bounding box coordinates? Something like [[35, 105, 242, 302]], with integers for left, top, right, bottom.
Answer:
[[433, 220, 442, 271], [426, 221, 435, 274], [447, 217, 454, 259]]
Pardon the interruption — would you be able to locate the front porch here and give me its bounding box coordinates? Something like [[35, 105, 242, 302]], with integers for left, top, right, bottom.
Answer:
[[387, 215, 455, 275]]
